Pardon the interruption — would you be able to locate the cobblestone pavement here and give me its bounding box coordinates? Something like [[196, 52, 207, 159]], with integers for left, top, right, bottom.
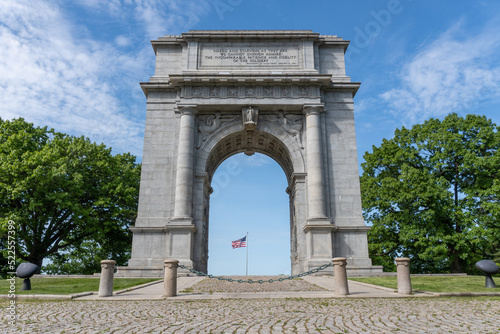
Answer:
[[4, 297, 500, 333], [189, 276, 326, 293]]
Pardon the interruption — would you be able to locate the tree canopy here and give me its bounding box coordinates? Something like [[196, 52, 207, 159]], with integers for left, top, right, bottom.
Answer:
[[360, 113, 500, 273], [0, 118, 141, 274]]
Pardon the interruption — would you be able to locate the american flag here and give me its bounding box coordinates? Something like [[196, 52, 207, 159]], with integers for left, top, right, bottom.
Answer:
[[232, 236, 246, 249]]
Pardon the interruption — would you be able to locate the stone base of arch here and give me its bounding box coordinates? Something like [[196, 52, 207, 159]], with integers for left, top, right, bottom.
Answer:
[[115, 224, 383, 278]]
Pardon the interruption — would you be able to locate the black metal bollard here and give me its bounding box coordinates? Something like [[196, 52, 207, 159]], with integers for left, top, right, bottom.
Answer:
[[475, 260, 499, 288], [16, 263, 39, 291]]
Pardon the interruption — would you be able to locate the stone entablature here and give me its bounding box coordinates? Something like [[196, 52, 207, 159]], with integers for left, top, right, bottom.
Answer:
[[117, 30, 382, 277], [150, 30, 350, 77]]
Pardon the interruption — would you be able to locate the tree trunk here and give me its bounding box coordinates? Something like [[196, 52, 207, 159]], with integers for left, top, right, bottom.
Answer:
[[449, 247, 462, 273], [27, 255, 44, 274]]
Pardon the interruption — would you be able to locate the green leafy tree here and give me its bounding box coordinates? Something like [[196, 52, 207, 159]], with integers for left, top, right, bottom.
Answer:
[[42, 239, 127, 275], [361, 113, 500, 273], [0, 118, 140, 274]]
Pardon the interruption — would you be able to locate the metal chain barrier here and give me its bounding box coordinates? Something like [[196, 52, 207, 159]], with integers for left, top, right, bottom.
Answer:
[[178, 262, 333, 284]]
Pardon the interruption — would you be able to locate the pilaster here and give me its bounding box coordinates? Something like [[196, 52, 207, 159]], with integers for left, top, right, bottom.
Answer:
[[172, 105, 197, 223], [303, 104, 329, 223]]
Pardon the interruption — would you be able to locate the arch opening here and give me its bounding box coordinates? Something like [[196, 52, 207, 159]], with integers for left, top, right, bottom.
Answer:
[[207, 152, 291, 275]]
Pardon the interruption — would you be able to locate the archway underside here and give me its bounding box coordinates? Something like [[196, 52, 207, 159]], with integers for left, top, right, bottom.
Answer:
[[205, 130, 294, 183]]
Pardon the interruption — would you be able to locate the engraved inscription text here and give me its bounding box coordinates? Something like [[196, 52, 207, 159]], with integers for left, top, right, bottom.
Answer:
[[200, 46, 300, 67]]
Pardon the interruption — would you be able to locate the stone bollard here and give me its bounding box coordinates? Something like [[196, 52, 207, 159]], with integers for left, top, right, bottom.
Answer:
[[395, 258, 412, 294], [332, 257, 349, 296], [98, 260, 116, 297], [163, 259, 179, 297]]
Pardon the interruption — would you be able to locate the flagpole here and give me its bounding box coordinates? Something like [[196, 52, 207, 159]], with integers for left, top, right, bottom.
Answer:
[[246, 232, 249, 277]]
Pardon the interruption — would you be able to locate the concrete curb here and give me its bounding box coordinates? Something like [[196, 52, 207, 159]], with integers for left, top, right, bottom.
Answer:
[[346, 282, 500, 297], [431, 291, 500, 297], [348, 280, 397, 292], [113, 279, 163, 295], [70, 292, 95, 299], [348, 280, 435, 296], [0, 279, 163, 300], [0, 294, 73, 300]]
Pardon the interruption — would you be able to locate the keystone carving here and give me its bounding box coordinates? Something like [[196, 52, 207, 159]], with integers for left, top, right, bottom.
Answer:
[[242, 106, 259, 130]]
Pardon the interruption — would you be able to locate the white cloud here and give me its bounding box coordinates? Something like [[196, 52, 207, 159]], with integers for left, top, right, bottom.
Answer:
[[134, 0, 211, 38], [73, 0, 127, 18], [115, 35, 131, 47], [0, 0, 214, 158], [380, 20, 500, 125], [0, 0, 147, 155], [74, 0, 212, 38]]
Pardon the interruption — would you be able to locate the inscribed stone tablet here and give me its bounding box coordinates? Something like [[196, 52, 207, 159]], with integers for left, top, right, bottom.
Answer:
[[200, 45, 300, 68]]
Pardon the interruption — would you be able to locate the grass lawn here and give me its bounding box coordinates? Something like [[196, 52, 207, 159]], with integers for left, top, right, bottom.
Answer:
[[349, 275, 500, 293], [1, 277, 160, 295]]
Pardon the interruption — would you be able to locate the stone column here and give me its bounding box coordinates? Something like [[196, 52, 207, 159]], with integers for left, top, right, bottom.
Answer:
[[304, 105, 327, 220], [163, 259, 179, 297], [395, 258, 412, 294], [98, 260, 116, 297], [332, 257, 349, 296], [173, 107, 196, 220]]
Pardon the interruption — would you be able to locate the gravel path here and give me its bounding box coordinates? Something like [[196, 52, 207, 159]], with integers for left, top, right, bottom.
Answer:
[[188, 276, 326, 293]]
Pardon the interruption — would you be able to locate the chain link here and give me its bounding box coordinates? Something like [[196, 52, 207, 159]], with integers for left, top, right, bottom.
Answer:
[[178, 263, 333, 284]]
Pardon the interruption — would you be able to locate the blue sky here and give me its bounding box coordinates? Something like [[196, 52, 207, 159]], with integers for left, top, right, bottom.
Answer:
[[1, 0, 500, 275]]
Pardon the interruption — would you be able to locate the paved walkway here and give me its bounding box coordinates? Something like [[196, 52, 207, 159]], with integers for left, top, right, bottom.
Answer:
[[4, 277, 500, 333], [73, 276, 427, 300]]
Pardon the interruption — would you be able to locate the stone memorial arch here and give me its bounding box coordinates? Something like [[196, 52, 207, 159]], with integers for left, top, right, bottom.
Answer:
[[117, 30, 382, 277]]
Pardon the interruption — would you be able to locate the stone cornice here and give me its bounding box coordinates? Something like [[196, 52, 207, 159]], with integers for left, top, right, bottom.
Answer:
[[168, 74, 334, 86], [325, 82, 361, 97], [303, 224, 337, 232], [129, 225, 197, 233], [181, 30, 321, 41], [335, 226, 371, 232], [151, 30, 348, 53], [315, 36, 350, 52], [140, 80, 360, 99], [153, 31, 346, 44], [143, 75, 357, 86], [140, 82, 173, 98]]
